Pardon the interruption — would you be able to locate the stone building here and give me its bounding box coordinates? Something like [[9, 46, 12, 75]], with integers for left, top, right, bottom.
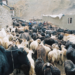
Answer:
[[42, 14, 75, 30], [0, 0, 15, 17]]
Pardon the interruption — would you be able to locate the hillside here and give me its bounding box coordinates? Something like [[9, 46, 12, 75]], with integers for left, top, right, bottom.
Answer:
[[8, 0, 75, 20]]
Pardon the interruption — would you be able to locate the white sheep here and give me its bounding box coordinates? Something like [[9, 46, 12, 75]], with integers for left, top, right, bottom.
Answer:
[[61, 45, 67, 62], [53, 44, 64, 65], [48, 50, 57, 65], [21, 39, 29, 47], [61, 45, 67, 56], [48, 44, 63, 65], [63, 33, 75, 44], [0, 28, 6, 39], [6, 25, 13, 32], [27, 50, 35, 75], [40, 41, 51, 56], [2, 36, 13, 49], [11, 28, 16, 32], [51, 34, 57, 39], [30, 39, 41, 50], [16, 39, 30, 53]]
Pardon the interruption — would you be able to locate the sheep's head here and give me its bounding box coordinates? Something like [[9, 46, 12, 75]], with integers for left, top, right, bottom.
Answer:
[[29, 39, 34, 44], [64, 33, 70, 36], [36, 57, 44, 63], [52, 43, 59, 50], [9, 35, 13, 41], [37, 39, 41, 44], [16, 39, 20, 45], [55, 45, 59, 50], [61, 45, 65, 48], [52, 44, 56, 49], [18, 38, 23, 44], [52, 44, 57, 48]]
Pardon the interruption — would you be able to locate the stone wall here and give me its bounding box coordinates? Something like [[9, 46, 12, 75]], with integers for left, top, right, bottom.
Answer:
[[42, 15, 75, 30], [0, 5, 12, 29]]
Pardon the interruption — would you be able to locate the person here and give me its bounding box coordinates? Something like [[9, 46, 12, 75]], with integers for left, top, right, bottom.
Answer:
[[29, 21, 32, 26], [43, 21, 46, 25]]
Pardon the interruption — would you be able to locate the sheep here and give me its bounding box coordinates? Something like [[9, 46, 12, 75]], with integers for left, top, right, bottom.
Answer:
[[10, 28, 16, 36], [6, 27, 10, 32], [36, 45, 46, 62], [15, 39, 30, 53], [50, 63, 61, 75], [48, 49, 58, 65], [45, 44, 52, 50], [0, 28, 14, 49], [29, 39, 34, 45], [58, 34, 64, 40], [30, 39, 41, 50], [64, 60, 75, 75], [43, 62, 61, 75], [63, 33, 75, 44], [15, 27, 25, 33], [19, 32, 31, 41], [7, 44, 18, 50], [21, 39, 29, 47], [31, 33, 38, 40], [44, 38, 57, 45], [51, 34, 57, 39], [24, 26, 29, 31], [48, 44, 63, 65], [11, 28, 16, 33], [40, 41, 51, 58], [0, 28, 6, 39], [52, 44, 64, 65], [42, 62, 52, 75], [16, 26, 29, 32], [35, 57, 44, 75], [2, 36, 13, 49], [27, 50, 35, 75], [66, 44, 75, 64], [61, 45, 67, 59]]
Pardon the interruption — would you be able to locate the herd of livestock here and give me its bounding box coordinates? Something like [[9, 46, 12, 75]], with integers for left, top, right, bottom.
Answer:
[[0, 18, 75, 75]]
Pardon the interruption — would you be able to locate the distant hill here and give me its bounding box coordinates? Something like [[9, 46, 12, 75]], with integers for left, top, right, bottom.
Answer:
[[8, 0, 75, 20]]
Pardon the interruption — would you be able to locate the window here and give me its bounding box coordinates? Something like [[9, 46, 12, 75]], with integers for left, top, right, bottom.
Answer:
[[68, 18, 72, 24], [70, 18, 72, 23]]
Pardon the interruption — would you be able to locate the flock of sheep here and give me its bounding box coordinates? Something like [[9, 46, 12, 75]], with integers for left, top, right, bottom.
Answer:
[[0, 18, 75, 75]]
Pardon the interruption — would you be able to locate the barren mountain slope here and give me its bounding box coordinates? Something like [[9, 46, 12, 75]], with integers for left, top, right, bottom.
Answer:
[[8, 0, 75, 19]]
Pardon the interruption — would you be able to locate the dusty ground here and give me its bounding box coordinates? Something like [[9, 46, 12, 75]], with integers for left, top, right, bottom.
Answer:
[[56, 64, 65, 75]]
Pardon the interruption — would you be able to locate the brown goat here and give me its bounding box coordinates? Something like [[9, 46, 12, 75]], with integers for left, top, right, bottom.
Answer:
[[36, 45, 46, 62]]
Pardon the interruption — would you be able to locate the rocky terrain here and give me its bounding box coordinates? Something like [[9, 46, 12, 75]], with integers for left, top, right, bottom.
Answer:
[[7, 0, 75, 20]]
